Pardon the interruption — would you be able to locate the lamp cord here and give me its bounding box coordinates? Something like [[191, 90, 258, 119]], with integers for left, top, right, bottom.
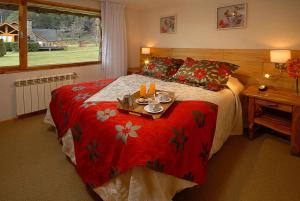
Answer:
[[297, 78, 299, 95]]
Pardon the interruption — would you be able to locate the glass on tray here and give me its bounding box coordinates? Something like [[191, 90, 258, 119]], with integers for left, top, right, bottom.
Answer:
[[140, 84, 147, 97], [148, 82, 156, 96]]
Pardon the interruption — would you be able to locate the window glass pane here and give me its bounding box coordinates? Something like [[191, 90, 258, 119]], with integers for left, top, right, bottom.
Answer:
[[27, 6, 101, 67], [0, 3, 20, 68]]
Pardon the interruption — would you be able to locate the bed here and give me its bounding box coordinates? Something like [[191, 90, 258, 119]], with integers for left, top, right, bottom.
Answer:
[[44, 73, 244, 201]]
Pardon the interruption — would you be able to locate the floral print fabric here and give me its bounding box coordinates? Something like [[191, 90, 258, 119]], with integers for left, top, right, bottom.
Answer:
[[142, 56, 184, 79], [115, 121, 141, 144], [49, 79, 218, 188], [97, 109, 117, 122], [172, 57, 239, 91]]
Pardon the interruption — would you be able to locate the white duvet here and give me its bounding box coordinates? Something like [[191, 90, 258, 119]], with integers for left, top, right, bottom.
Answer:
[[44, 74, 244, 201]]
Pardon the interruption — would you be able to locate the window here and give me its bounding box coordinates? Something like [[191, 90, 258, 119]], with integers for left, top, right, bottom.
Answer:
[[0, 3, 20, 67], [27, 4, 101, 67], [0, 0, 101, 72]]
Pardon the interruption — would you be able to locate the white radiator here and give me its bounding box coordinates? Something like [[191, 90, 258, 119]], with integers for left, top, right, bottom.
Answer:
[[15, 72, 77, 116]]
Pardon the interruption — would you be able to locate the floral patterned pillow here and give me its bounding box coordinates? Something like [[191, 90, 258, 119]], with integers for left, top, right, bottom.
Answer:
[[142, 57, 184, 79], [168, 58, 184, 77], [172, 57, 239, 91]]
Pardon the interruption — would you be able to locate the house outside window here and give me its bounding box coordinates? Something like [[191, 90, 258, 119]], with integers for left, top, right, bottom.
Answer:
[[0, 3, 19, 67]]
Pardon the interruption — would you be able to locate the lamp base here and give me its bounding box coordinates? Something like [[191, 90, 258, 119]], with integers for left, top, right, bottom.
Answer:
[[275, 63, 287, 72]]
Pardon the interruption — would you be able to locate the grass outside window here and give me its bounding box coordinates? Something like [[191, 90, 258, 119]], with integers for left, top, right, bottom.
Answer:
[[0, 45, 99, 67]]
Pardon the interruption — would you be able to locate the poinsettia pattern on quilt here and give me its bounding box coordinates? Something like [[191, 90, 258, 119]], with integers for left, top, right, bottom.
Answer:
[[50, 80, 218, 188], [50, 79, 115, 137]]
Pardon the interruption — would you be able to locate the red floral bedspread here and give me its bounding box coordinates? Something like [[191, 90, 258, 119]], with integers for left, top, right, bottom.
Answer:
[[50, 79, 218, 188]]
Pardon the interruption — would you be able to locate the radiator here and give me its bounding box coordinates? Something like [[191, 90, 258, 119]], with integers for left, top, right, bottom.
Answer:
[[15, 72, 77, 116]]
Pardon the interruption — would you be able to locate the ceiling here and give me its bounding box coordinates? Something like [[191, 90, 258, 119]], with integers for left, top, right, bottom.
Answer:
[[108, 0, 195, 10]]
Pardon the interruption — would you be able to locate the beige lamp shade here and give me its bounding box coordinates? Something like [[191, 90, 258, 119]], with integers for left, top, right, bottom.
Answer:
[[141, 47, 151, 55], [270, 50, 291, 63]]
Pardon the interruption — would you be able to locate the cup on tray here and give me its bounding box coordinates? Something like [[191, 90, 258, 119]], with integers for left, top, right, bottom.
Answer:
[[157, 92, 170, 102], [148, 99, 161, 112]]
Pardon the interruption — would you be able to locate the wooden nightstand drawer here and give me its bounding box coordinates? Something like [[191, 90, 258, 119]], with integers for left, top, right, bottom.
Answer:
[[255, 99, 293, 113], [243, 85, 300, 156]]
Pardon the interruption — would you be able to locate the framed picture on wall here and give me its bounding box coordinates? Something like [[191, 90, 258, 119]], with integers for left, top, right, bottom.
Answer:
[[160, 15, 177, 34], [217, 3, 247, 30]]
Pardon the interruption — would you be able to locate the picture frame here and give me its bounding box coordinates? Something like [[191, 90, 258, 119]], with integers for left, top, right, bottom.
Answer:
[[217, 3, 247, 30], [160, 15, 177, 34]]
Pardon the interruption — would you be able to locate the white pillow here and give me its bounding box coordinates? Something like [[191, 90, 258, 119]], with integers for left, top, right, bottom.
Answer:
[[226, 76, 245, 95]]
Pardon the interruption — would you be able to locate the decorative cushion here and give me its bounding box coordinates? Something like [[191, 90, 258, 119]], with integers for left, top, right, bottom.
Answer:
[[171, 57, 239, 91], [142, 57, 184, 79]]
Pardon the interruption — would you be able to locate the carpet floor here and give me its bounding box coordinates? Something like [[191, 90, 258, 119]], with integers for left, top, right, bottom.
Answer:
[[0, 114, 300, 201]]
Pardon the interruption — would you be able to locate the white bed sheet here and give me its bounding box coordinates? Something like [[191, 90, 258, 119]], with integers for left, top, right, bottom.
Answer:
[[44, 74, 244, 201]]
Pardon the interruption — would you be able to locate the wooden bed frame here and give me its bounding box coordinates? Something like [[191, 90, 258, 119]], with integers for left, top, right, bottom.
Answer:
[[140, 48, 300, 91]]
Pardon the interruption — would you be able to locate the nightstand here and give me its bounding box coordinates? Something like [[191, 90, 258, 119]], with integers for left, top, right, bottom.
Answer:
[[127, 67, 141, 75], [243, 85, 300, 156]]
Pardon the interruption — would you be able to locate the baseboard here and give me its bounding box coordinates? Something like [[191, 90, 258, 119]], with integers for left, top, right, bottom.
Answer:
[[17, 109, 47, 119], [0, 109, 47, 124]]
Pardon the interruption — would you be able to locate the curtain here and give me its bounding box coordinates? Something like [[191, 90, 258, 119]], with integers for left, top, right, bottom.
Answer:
[[101, 0, 127, 79]]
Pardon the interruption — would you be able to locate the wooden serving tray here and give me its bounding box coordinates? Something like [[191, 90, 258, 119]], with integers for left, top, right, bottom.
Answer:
[[117, 90, 176, 119]]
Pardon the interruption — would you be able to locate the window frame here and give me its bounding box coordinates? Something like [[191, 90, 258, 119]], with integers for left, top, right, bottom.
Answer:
[[0, 0, 101, 74]]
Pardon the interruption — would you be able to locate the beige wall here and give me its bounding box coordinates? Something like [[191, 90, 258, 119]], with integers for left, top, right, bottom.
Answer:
[[126, 8, 142, 68], [126, 0, 300, 67]]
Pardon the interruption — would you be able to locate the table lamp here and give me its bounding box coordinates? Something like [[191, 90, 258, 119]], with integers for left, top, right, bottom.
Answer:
[[259, 50, 291, 91], [141, 47, 151, 64], [270, 50, 291, 72], [141, 47, 150, 55]]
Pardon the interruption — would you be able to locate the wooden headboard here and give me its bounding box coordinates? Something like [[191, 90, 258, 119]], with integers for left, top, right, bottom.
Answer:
[[140, 48, 300, 90]]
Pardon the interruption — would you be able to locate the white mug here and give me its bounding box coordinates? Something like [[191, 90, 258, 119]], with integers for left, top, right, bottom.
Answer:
[[157, 92, 169, 102], [148, 99, 160, 111]]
